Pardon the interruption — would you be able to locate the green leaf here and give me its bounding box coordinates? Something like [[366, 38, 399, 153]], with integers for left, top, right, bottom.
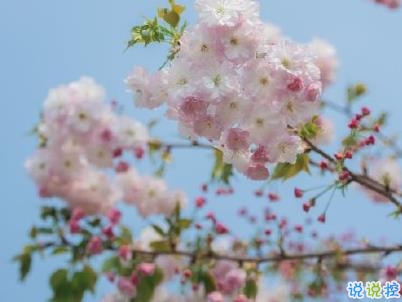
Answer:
[[211, 149, 234, 184], [243, 279, 258, 299], [299, 118, 320, 140], [271, 153, 310, 180], [388, 209, 402, 219], [157, 0, 185, 28], [40, 206, 57, 221], [150, 240, 171, 252], [50, 269, 70, 301], [158, 9, 180, 28], [199, 271, 216, 293], [88, 218, 101, 228], [342, 133, 358, 148], [178, 219, 192, 230], [128, 18, 165, 48], [52, 246, 70, 256], [169, 0, 186, 15], [102, 256, 121, 273], [132, 268, 164, 302], [36, 227, 54, 235], [15, 252, 32, 281], [71, 266, 97, 296], [59, 207, 71, 221], [119, 226, 133, 244], [347, 83, 366, 103], [151, 224, 166, 237], [30, 227, 37, 239]]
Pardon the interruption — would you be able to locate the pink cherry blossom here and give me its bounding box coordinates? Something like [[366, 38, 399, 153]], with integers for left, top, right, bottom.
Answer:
[[138, 262, 156, 276]]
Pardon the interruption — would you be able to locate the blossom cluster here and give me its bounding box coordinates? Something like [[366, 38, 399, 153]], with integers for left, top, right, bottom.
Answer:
[[25, 77, 186, 215], [126, 0, 338, 180]]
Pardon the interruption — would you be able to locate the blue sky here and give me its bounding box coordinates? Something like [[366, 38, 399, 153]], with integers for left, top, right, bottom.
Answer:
[[1, 0, 402, 301]]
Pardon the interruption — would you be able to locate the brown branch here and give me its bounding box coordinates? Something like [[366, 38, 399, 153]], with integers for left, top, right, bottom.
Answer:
[[42, 240, 402, 267], [127, 245, 402, 264], [304, 137, 402, 211], [148, 139, 212, 150]]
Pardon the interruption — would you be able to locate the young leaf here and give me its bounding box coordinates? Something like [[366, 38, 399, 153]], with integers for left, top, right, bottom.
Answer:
[[151, 224, 166, 237], [243, 279, 258, 299], [271, 154, 310, 180], [132, 268, 164, 302], [150, 240, 171, 252], [178, 218, 192, 230], [15, 252, 32, 281], [50, 269, 70, 301], [211, 149, 233, 184]]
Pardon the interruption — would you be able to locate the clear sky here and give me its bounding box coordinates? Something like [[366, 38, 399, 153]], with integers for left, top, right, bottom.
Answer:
[[1, 0, 402, 301]]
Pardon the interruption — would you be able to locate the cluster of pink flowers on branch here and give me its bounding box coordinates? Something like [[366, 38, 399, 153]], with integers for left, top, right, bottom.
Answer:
[[25, 77, 186, 215], [126, 0, 338, 181]]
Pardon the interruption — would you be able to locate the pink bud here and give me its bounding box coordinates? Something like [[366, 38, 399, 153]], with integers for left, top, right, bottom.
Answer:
[[107, 208, 122, 225], [115, 161, 130, 173], [334, 152, 344, 161], [215, 223, 229, 234], [348, 118, 359, 129], [101, 129, 113, 142], [134, 146, 145, 159], [183, 269, 192, 278], [287, 76, 303, 92], [279, 218, 287, 229], [206, 212, 216, 224], [320, 161, 329, 170], [138, 263, 156, 276], [118, 245, 132, 262], [113, 148, 123, 158], [71, 207, 85, 221], [338, 170, 350, 182], [268, 192, 280, 202], [68, 219, 81, 234], [87, 236, 103, 255], [117, 277, 136, 298], [344, 150, 353, 159], [295, 225, 303, 233], [303, 202, 311, 212], [105, 271, 115, 282], [361, 106, 370, 116], [365, 135, 375, 145], [294, 188, 303, 198], [254, 189, 263, 197], [195, 196, 206, 208], [102, 225, 114, 238], [318, 213, 326, 223], [130, 273, 139, 285], [265, 213, 277, 221]]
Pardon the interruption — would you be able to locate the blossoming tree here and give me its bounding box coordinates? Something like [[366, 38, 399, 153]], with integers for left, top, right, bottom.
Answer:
[[16, 0, 402, 301]]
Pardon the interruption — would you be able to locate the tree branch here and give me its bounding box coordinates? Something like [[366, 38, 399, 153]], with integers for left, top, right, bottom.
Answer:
[[304, 137, 402, 211]]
